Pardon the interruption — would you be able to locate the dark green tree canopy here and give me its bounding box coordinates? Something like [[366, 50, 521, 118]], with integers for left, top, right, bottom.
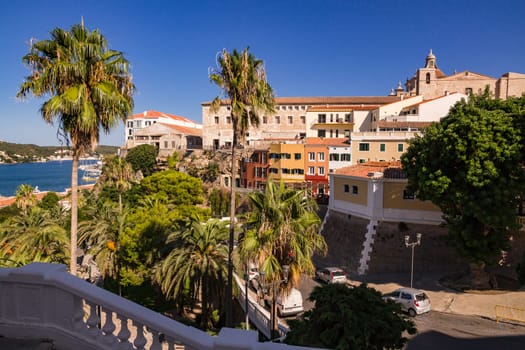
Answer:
[[125, 144, 157, 176], [401, 93, 525, 264], [285, 283, 416, 350]]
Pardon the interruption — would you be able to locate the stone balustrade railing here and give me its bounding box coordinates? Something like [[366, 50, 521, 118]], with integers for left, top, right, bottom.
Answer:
[[0, 263, 321, 350]]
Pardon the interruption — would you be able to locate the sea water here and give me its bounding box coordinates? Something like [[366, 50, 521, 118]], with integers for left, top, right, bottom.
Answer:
[[0, 160, 99, 197]]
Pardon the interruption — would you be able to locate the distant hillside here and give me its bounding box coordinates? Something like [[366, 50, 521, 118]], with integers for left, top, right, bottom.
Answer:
[[0, 142, 119, 163]]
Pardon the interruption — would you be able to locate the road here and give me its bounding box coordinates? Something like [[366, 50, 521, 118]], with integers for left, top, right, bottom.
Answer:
[[295, 275, 525, 349]]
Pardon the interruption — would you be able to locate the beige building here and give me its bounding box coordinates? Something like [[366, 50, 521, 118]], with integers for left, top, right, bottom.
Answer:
[[201, 96, 404, 149], [124, 110, 202, 157], [404, 50, 525, 100], [268, 142, 305, 185]]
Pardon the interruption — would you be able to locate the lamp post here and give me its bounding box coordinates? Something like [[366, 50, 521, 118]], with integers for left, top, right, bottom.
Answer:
[[405, 233, 422, 288]]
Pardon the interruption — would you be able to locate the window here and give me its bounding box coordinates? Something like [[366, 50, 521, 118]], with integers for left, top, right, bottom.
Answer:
[[359, 143, 370, 151], [263, 116, 267, 124], [280, 153, 291, 159], [292, 168, 304, 175], [288, 106, 293, 110], [336, 130, 339, 138], [308, 152, 315, 161], [172, 141, 176, 148], [397, 144, 404, 152], [318, 167, 325, 175], [214, 116, 219, 124], [164, 141, 168, 148], [352, 185, 358, 195], [345, 113, 352, 122], [318, 114, 326, 123], [330, 114, 334, 122], [145, 121, 151, 126], [269, 153, 279, 159], [300, 116, 306, 124], [136, 120, 142, 128], [329, 130, 333, 138], [269, 168, 278, 174], [226, 116, 231, 124], [294, 105, 299, 110], [425, 72, 431, 84], [294, 153, 302, 160], [465, 87, 473, 95], [318, 130, 326, 137], [344, 130, 350, 137], [344, 184, 350, 193], [403, 189, 415, 200], [275, 116, 281, 124], [282, 168, 290, 174], [127, 121, 133, 127], [318, 152, 325, 161], [341, 154, 351, 161], [288, 115, 293, 124], [299, 132, 306, 138], [380, 143, 386, 152], [330, 153, 339, 161], [308, 166, 315, 175]]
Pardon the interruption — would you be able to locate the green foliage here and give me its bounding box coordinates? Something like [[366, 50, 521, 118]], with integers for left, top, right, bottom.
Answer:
[[166, 153, 179, 169], [38, 192, 60, 210], [401, 94, 525, 265], [202, 162, 219, 183], [138, 170, 205, 207], [208, 188, 230, 217], [285, 283, 416, 350], [125, 144, 157, 176]]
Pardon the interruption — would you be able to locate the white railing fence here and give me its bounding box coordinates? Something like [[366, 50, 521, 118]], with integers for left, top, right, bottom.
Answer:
[[0, 263, 321, 350]]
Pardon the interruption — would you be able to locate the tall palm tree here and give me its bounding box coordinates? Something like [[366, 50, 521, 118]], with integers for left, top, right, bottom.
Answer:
[[209, 47, 275, 325], [156, 218, 229, 330], [17, 23, 134, 275], [240, 180, 327, 337]]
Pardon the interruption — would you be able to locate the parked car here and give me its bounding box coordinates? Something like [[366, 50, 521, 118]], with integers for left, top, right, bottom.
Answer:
[[383, 287, 431, 317], [316, 267, 347, 284], [276, 288, 304, 317]]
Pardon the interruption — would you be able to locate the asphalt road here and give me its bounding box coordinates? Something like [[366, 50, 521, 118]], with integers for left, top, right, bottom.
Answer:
[[295, 275, 525, 349]]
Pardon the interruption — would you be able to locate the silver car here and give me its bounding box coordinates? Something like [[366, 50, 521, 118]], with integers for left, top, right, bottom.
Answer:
[[383, 287, 431, 317], [315, 267, 347, 284]]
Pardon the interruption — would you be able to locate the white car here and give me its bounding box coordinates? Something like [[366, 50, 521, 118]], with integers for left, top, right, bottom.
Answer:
[[315, 267, 347, 284], [383, 287, 431, 317]]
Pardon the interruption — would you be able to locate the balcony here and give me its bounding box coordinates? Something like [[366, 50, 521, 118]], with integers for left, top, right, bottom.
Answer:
[[0, 263, 320, 350]]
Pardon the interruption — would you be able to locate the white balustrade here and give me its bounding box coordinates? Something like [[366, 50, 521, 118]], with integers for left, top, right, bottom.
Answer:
[[0, 263, 321, 350]]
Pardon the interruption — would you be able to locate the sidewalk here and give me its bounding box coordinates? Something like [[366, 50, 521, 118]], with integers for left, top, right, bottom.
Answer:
[[347, 272, 525, 321]]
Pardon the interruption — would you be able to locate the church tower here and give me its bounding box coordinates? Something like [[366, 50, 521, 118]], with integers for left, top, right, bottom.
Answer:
[[415, 49, 441, 98]]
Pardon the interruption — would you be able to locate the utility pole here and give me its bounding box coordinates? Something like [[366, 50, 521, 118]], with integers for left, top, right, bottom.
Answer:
[[405, 233, 422, 288]]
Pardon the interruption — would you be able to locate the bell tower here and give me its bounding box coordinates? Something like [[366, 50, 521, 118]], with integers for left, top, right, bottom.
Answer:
[[425, 49, 438, 69]]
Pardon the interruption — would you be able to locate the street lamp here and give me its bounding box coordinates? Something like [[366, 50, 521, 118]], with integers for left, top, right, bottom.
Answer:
[[405, 233, 422, 288]]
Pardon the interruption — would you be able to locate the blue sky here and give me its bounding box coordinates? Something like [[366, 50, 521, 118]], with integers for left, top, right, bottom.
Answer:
[[1, 0, 524, 146]]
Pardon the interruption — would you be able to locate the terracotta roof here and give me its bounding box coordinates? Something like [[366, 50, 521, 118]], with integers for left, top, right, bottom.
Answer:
[[307, 105, 379, 112], [335, 161, 405, 179], [435, 69, 447, 78], [128, 110, 197, 124], [305, 137, 350, 146], [162, 123, 203, 137], [202, 96, 403, 106]]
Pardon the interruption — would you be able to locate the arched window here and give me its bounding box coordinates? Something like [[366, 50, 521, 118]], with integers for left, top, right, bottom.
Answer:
[[425, 73, 431, 84]]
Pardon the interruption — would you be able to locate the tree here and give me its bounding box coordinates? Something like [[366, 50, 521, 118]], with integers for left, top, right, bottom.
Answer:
[[0, 206, 69, 266], [98, 155, 136, 213], [240, 180, 327, 335], [401, 93, 525, 281], [17, 23, 134, 275], [209, 47, 275, 325], [284, 283, 416, 350], [79, 201, 127, 294], [156, 218, 229, 330], [15, 184, 37, 212], [125, 144, 157, 177]]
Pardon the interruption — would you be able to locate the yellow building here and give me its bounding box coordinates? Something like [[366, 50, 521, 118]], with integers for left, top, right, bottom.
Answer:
[[267, 143, 305, 185]]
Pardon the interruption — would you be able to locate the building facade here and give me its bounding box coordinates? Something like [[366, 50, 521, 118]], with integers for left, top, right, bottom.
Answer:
[[404, 50, 525, 100]]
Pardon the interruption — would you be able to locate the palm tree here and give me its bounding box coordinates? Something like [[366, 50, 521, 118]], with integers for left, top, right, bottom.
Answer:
[[0, 206, 69, 266], [98, 155, 136, 213], [15, 184, 37, 212], [209, 47, 275, 325], [240, 180, 327, 337], [156, 218, 229, 330], [17, 23, 134, 275], [79, 201, 127, 295]]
